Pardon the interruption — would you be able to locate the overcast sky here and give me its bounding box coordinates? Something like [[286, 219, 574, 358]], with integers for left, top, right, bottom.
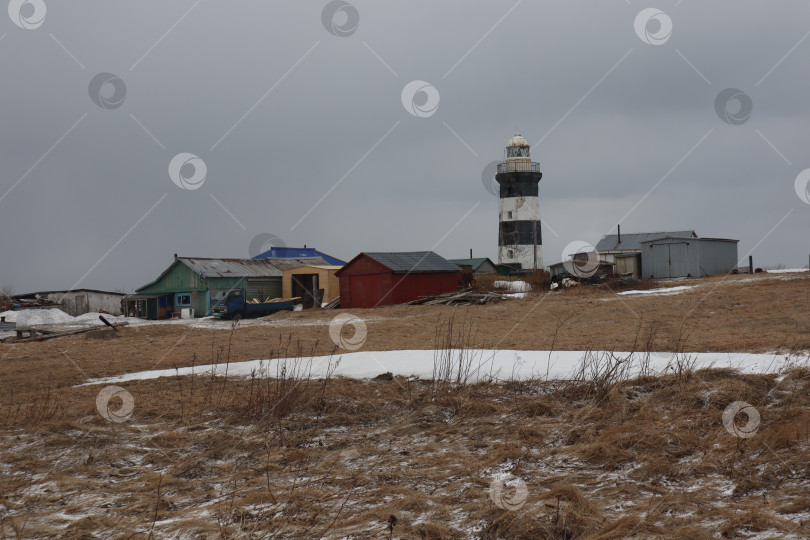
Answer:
[[1, 1, 809, 293]]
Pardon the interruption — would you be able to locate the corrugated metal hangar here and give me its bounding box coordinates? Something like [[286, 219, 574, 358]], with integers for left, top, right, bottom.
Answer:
[[641, 236, 739, 279]]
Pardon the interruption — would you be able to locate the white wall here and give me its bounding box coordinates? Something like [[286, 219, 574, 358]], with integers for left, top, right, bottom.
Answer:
[[498, 245, 543, 270], [87, 291, 124, 315], [498, 196, 540, 221], [45, 291, 123, 316]]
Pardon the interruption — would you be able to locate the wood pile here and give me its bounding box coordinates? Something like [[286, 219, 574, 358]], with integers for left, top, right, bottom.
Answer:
[[407, 289, 507, 306], [247, 297, 301, 304], [322, 297, 340, 309]]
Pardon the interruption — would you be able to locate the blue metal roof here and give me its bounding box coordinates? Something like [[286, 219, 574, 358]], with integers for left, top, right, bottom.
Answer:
[[253, 247, 345, 266]]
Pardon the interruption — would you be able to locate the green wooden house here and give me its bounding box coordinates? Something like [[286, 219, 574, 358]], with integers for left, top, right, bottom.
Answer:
[[126, 256, 284, 319]]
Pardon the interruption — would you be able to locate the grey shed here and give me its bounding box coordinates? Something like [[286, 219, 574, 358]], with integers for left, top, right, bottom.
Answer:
[[640, 237, 739, 279]]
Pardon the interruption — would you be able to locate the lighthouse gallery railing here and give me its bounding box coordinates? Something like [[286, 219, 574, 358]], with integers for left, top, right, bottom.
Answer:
[[497, 161, 541, 174]]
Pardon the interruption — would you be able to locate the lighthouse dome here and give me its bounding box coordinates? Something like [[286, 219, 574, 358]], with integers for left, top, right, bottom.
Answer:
[[507, 133, 529, 148], [505, 132, 531, 160]]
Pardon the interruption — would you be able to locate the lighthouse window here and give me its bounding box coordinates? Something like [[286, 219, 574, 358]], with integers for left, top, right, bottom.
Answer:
[[507, 146, 530, 158], [507, 249, 514, 258], [507, 211, 513, 219]]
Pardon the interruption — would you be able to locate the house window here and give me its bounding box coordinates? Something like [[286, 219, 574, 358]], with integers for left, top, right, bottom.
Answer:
[[176, 294, 192, 306]]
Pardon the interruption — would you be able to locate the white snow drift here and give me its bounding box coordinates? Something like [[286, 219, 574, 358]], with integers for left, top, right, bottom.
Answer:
[[81, 349, 805, 386]]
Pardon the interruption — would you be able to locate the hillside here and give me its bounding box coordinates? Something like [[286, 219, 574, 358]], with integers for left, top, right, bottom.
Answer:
[[1, 271, 809, 538]]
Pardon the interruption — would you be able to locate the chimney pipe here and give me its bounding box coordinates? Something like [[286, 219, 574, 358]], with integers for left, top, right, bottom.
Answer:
[[618, 225, 621, 244], [470, 248, 473, 259]]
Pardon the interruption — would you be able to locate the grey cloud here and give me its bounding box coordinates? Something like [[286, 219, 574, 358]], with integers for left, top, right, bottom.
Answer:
[[1, 1, 809, 293]]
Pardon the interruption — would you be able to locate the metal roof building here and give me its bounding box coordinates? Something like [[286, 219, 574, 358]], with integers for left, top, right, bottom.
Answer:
[[335, 251, 461, 308], [574, 229, 738, 279], [131, 256, 324, 319], [640, 237, 739, 279], [593, 230, 698, 278]]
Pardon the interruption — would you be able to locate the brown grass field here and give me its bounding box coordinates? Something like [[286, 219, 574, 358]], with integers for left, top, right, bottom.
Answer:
[[1, 272, 809, 538]]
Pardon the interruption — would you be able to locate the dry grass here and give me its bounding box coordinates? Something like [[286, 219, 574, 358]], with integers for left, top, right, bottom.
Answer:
[[0, 272, 809, 538], [1, 273, 808, 396], [1, 360, 809, 538], [522, 269, 552, 292]]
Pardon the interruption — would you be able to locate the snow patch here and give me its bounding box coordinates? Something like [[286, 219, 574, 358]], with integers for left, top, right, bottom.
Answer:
[[617, 285, 694, 296], [8, 308, 75, 328], [81, 349, 806, 386], [494, 280, 531, 292]]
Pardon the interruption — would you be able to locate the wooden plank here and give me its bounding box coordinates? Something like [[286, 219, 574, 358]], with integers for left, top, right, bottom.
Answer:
[[14, 322, 129, 343]]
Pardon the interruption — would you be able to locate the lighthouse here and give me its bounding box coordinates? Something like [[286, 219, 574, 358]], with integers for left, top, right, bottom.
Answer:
[[496, 133, 543, 270]]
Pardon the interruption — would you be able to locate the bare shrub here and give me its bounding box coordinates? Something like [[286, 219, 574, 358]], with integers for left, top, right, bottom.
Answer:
[[568, 350, 636, 399], [524, 269, 551, 291], [472, 273, 498, 292], [230, 336, 337, 421], [0, 287, 12, 313], [431, 314, 489, 390]]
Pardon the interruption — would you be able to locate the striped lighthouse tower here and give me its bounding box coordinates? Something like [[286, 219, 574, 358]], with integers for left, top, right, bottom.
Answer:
[[496, 133, 543, 270]]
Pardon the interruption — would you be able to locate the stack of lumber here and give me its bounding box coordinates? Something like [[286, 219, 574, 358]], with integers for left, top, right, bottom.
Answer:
[[248, 297, 301, 304], [407, 290, 507, 306], [322, 297, 340, 309]]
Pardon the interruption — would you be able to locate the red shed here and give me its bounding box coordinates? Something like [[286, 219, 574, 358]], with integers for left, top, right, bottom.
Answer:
[[336, 251, 462, 309]]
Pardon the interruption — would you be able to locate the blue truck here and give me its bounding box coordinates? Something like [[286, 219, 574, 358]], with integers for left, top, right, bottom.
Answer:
[[210, 289, 294, 320]]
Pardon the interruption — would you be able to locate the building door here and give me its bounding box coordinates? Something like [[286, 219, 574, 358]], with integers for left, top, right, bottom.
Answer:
[[651, 243, 690, 278], [74, 295, 84, 316], [147, 298, 158, 320], [292, 274, 320, 308], [669, 243, 690, 278]]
